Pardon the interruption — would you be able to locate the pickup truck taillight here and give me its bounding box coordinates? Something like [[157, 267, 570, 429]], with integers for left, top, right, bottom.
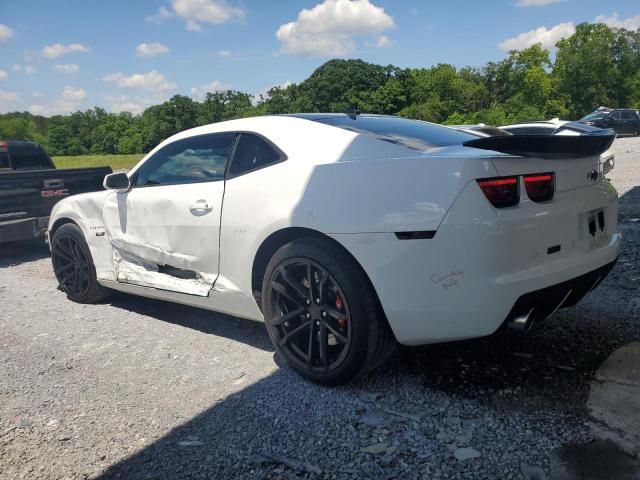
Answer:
[[523, 173, 554, 203], [477, 177, 519, 208]]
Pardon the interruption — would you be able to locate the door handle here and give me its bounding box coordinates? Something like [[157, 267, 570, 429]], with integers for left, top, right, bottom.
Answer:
[[189, 200, 213, 212]]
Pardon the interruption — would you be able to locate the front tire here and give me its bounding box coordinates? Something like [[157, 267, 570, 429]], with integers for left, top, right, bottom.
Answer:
[[51, 223, 111, 304], [262, 237, 395, 385]]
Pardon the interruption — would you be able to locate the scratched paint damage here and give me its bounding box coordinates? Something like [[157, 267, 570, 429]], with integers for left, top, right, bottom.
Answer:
[[111, 236, 215, 296]]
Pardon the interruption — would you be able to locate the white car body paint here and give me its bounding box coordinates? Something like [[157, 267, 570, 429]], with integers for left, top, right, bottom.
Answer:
[[49, 115, 621, 344]]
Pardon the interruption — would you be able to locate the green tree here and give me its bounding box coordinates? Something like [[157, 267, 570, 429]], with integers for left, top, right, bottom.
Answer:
[[554, 23, 640, 116], [47, 124, 73, 155], [296, 59, 394, 112]]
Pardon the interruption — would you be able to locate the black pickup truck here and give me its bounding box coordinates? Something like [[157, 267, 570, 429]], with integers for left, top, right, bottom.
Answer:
[[0, 141, 112, 244]]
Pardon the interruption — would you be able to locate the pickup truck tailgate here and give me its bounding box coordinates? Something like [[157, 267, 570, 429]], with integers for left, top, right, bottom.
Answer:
[[0, 167, 112, 221]]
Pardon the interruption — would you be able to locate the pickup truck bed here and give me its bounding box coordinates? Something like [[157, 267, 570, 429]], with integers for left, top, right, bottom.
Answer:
[[0, 167, 112, 244]]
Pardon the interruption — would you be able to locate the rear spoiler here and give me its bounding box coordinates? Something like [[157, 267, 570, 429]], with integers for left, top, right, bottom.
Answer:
[[463, 130, 615, 159]]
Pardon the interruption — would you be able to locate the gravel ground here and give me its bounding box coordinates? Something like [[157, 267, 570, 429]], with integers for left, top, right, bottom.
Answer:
[[1, 138, 639, 480]]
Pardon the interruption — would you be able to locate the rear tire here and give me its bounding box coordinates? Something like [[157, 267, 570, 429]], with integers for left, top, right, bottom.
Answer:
[[261, 237, 395, 385], [51, 223, 111, 304]]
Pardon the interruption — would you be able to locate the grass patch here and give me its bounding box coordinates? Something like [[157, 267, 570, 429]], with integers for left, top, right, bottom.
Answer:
[[53, 154, 144, 171]]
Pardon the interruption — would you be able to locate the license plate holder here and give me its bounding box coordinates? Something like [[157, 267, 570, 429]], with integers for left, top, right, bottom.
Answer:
[[584, 209, 606, 247]]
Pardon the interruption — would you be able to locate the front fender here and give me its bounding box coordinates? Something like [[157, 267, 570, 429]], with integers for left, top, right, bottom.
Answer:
[[49, 190, 116, 281]]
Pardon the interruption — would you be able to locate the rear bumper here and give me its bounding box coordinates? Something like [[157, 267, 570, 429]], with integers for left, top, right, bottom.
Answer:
[[0, 216, 48, 244], [504, 258, 617, 331], [331, 180, 621, 345]]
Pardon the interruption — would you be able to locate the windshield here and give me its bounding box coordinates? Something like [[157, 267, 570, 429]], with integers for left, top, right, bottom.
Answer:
[[580, 111, 610, 121], [311, 115, 476, 151]]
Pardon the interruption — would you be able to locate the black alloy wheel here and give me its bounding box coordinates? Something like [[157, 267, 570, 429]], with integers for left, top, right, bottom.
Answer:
[[262, 237, 395, 385], [266, 258, 352, 373], [52, 232, 91, 297], [51, 223, 111, 303]]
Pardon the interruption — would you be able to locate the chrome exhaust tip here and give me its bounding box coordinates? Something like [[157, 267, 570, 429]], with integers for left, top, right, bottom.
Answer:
[[508, 308, 535, 333]]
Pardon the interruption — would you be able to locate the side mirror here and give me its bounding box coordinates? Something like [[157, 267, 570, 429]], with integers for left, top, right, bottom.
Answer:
[[103, 172, 131, 192]]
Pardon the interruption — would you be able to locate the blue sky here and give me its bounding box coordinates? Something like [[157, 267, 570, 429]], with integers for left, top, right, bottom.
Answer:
[[0, 0, 638, 116]]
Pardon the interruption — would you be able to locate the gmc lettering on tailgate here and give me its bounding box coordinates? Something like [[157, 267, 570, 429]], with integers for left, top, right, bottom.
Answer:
[[42, 188, 70, 198]]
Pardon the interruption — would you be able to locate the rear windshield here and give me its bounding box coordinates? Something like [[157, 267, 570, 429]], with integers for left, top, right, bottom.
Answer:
[[9, 146, 53, 170], [313, 116, 476, 151]]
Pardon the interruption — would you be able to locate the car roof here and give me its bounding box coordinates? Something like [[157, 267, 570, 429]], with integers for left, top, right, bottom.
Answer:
[[283, 113, 396, 121]]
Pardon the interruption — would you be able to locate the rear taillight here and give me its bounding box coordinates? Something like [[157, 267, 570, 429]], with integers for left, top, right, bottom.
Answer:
[[524, 173, 554, 202], [477, 177, 519, 208]]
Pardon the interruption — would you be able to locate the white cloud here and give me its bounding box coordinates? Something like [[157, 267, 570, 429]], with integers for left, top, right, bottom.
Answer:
[[376, 34, 391, 48], [11, 64, 36, 75], [170, 0, 245, 31], [516, 0, 562, 6], [595, 13, 640, 31], [146, 6, 173, 24], [190, 80, 231, 100], [217, 49, 232, 57], [498, 21, 575, 51], [42, 43, 90, 59], [0, 90, 18, 111], [54, 63, 79, 74], [104, 96, 148, 114], [276, 0, 394, 56], [27, 86, 88, 116], [103, 70, 176, 92], [62, 86, 87, 102], [0, 24, 14, 42], [27, 105, 47, 115], [104, 94, 170, 114], [0, 70, 7, 81], [136, 42, 170, 57]]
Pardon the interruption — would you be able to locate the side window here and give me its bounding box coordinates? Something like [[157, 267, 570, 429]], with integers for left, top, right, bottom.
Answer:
[[228, 133, 283, 177], [612, 111, 622, 120], [621, 110, 634, 120], [134, 133, 235, 187]]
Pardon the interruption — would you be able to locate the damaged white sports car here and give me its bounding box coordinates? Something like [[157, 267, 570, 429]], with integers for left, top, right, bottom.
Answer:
[[49, 114, 621, 384]]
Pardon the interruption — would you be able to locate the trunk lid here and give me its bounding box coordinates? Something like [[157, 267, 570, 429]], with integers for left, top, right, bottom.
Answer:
[[463, 132, 615, 192], [488, 154, 600, 192]]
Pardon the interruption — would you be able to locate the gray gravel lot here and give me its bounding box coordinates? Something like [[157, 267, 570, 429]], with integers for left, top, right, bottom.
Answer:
[[1, 138, 639, 479]]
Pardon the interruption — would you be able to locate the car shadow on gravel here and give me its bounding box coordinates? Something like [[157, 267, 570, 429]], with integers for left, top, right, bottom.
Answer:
[[108, 293, 275, 352], [0, 239, 50, 267]]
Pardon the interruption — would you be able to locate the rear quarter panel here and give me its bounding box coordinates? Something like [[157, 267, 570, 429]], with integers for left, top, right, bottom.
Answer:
[[218, 138, 498, 301]]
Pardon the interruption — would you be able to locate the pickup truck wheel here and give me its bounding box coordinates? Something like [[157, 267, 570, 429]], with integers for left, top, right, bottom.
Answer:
[[51, 223, 111, 304], [262, 237, 395, 386]]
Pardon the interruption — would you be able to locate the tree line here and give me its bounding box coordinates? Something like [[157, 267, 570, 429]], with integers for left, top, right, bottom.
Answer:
[[1, 22, 639, 156]]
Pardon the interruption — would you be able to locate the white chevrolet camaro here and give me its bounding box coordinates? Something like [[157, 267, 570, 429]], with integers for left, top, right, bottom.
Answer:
[[48, 114, 621, 384]]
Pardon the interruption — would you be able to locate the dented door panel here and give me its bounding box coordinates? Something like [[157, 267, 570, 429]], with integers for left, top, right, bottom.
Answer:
[[102, 182, 224, 296]]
